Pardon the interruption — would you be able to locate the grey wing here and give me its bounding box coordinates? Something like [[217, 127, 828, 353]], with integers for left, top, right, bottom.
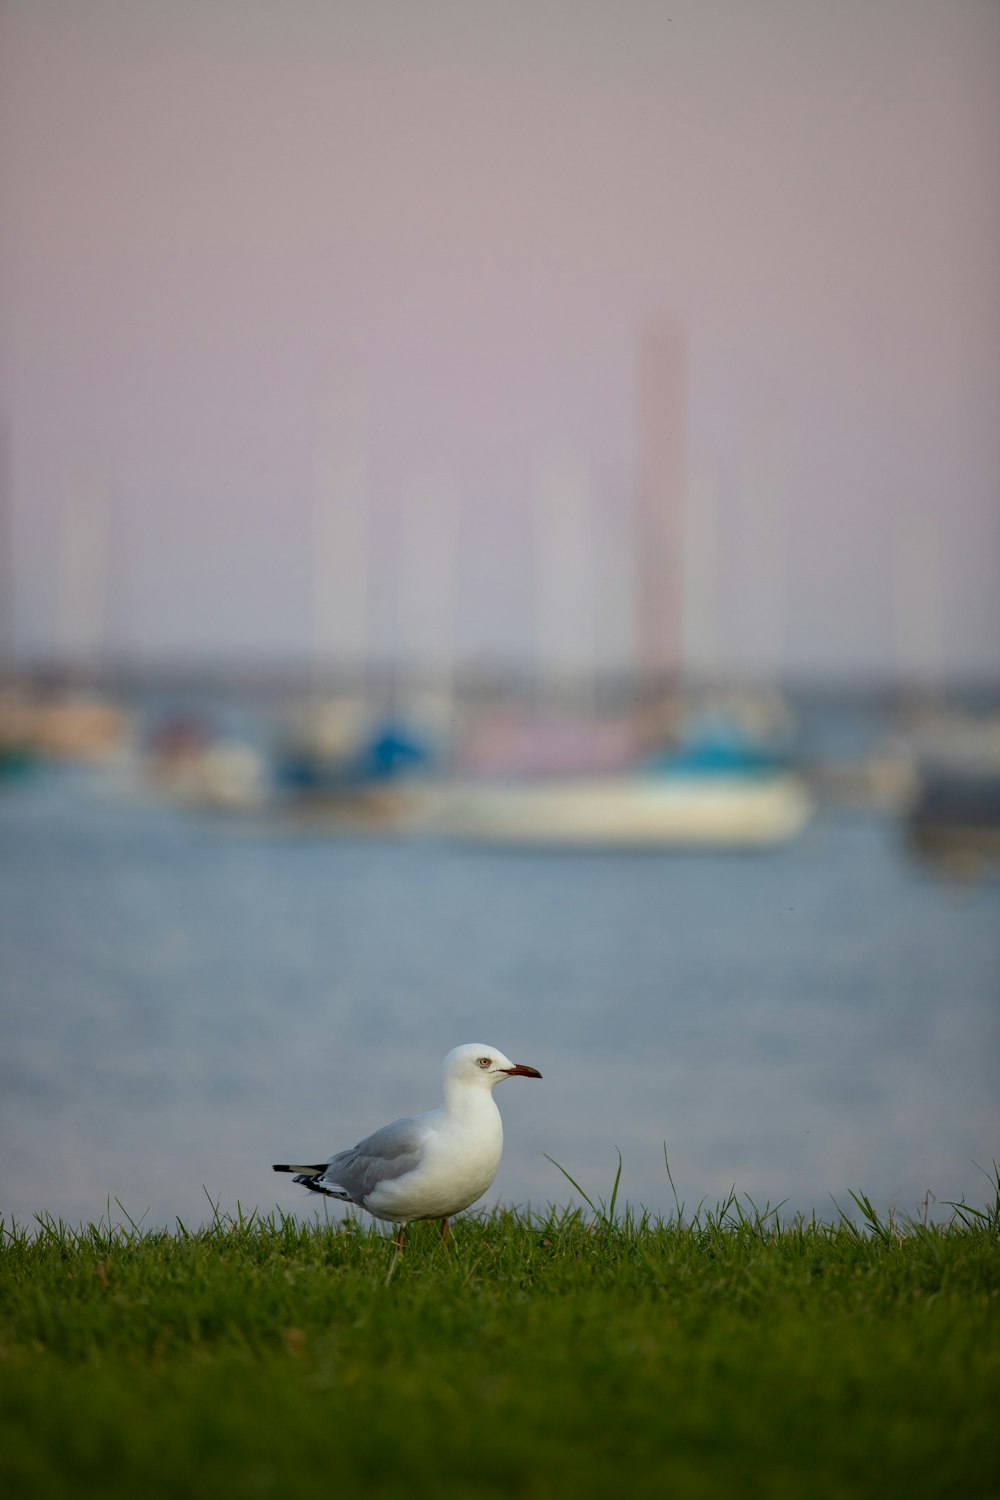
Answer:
[[316, 1114, 427, 1204]]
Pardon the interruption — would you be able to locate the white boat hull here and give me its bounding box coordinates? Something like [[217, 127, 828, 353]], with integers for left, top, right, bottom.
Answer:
[[429, 774, 812, 849]]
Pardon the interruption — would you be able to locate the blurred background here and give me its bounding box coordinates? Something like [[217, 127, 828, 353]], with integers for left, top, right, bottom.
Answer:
[[1, 0, 998, 1232]]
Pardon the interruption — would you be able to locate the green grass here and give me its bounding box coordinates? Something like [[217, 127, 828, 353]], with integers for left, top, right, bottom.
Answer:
[[2, 1170, 999, 1499]]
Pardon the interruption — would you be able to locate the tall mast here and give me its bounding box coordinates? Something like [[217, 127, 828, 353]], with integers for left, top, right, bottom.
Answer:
[[311, 379, 370, 693], [634, 318, 687, 692], [531, 451, 595, 707], [0, 415, 13, 683], [56, 458, 112, 680], [397, 463, 462, 736]]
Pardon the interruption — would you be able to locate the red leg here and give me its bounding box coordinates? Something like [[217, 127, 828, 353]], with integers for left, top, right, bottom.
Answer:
[[440, 1217, 450, 1245], [395, 1223, 407, 1251]]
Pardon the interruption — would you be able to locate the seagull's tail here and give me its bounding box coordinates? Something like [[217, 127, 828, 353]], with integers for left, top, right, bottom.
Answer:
[[273, 1161, 348, 1198]]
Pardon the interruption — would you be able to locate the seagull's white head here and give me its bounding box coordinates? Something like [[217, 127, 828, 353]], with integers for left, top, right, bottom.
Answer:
[[442, 1043, 543, 1093]]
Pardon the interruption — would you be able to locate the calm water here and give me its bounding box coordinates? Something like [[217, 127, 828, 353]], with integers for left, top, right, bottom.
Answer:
[[1, 762, 998, 1232]]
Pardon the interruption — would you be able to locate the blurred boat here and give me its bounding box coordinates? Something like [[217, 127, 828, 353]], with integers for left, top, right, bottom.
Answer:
[[274, 712, 432, 795], [269, 712, 436, 831], [143, 713, 268, 811], [0, 688, 129, 767], [0, 691, 40, 780], [901, 706, 1000, 874], [435, 702, 811, 849], [906, 770, 1000, 872], [428, 770, 811, 849]]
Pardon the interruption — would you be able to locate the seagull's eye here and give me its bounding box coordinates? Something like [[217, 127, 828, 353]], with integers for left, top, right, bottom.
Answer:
[[476, 1057, 493, 1069]]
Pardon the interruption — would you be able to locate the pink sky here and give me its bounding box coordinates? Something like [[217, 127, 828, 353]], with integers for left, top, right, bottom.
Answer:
[[1, 0, 998, 680]]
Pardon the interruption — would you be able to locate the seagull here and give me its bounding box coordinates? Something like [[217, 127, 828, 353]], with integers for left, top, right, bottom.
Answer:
[[273, 1043, 542, 1248]]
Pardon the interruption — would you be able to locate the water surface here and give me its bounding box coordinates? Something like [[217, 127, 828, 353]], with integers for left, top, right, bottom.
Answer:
[[2, 765, 997, 1231]]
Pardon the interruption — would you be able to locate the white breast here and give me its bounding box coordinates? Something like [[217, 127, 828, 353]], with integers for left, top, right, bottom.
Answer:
[[366, 1102, 504, 1223]]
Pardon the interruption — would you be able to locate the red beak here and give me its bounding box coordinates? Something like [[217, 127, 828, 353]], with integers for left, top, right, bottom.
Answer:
[[503, 1063, 542, 1079]]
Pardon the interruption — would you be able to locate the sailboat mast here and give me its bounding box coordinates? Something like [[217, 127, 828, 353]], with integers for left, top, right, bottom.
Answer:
[[0, 416, 13, 684], [634, 319, 687, 693], [311, 381, 370, 695]]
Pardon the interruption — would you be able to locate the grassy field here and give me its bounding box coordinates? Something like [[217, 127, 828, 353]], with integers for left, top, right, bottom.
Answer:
[[2, 1170, 998, 1499]]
